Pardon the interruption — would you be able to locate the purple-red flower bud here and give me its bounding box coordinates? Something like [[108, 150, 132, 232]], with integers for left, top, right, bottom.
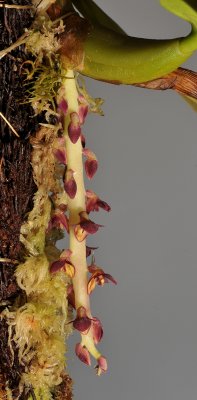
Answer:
[[58, 98, 68, 115], [53, 149, 67, 165], [79, 104, 88, 125], [64, 169, 77, 199], [75, 343, 91, 366], [92, 317, 103, 344], [68, 112, 81, 144], [83, 148, 98, 179]]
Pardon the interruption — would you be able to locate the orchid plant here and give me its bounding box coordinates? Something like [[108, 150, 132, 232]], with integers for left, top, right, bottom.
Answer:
[[1, 0, 197, 399]]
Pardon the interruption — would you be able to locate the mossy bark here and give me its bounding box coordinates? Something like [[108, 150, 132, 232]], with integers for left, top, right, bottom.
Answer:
[[0, 1, 72, 398]]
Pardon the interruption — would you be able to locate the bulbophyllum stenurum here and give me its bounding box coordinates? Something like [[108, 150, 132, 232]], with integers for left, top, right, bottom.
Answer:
[[50, 68, 116, 374], [2, 0, 197, 398]]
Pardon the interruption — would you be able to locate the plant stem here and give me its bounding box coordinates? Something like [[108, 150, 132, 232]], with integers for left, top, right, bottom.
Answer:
[[62, 70, 90, 313]]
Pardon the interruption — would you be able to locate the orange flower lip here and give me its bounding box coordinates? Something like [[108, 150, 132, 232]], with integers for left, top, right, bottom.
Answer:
[[50, 249, 75, 278], [74, 212, 103, 241]]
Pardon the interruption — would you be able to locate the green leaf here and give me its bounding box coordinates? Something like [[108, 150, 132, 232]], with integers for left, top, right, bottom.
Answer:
[[160, 0, 197, 29], [72, 0, 126, 34]]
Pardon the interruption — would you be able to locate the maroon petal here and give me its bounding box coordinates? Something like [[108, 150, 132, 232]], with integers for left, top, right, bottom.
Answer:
[[58, 99, 68, 115], [68, 112, 81, 144], [50, 259, 66, 273], [53, 149, 67, 165], [104, 273, 117, 285], [79, 104, 88, 124], [85, 159, 98, 180], [57, 203, 67, 212], [83, 149, 98, 179], [67, 284, 75, 309], [92, 318, 103, 344], [97, 199, 111, 212], [73, 317, 91, 333], [50, 213, 69, 232], [75, 343, 91, 366], [86, 190, 111, 213], [95, 356, 108, 375], [73, 306, 92, 333], [57, 213, 69, 232], [80, 220, 103, 234], [64, 169, 77, 199], [61, 249, 72, 259]]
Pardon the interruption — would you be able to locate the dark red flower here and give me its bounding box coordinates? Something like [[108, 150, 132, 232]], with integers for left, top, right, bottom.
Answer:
[[83, 148, 98, 179], [48, 211, 69, 233], [58, 98, 68, 115], [79, 104, 88, 125], [88, 264, 117, 294], [64, 169, 77, 199], [75, 343, 91, 366], [92, 317, 103, 344], [68, 112, 81, 143], [73, 306, 92, 333], [53, 148, 67, 165], [86, 190, 111, 213], [74, 212, 103, 242], [50, 249, 75, 278]]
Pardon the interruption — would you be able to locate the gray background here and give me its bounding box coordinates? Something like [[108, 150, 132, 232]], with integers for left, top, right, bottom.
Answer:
[[66, 1, 197, 399]]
